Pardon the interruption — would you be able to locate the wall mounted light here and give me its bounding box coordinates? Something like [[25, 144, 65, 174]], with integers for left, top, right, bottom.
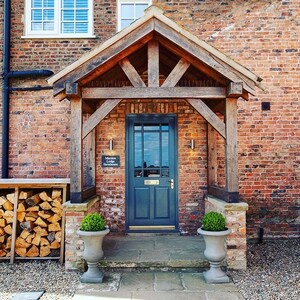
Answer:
[[189, 139, 195, 150], [109, 138, 114, 150]]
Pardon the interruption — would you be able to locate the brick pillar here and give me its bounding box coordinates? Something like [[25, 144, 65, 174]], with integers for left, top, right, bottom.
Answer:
[[63, 196, 100, 271], [205, 196, 248, 270]]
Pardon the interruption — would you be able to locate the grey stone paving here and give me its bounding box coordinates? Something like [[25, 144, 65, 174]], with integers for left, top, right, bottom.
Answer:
[[73, 271, 244, 300], [73, 235, 244, 299]]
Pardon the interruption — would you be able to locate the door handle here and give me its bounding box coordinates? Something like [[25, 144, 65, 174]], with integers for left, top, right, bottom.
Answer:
[[169, 179, 174, 189]]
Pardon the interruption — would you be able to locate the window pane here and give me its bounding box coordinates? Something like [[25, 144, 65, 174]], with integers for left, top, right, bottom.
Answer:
[[62, 0, 75, 8], [144, 132, 160, 167], [121, 19, 133, 29], [76, 0, 88, 8], [32, 22, 42, 31], [121, 4, 134, 19], [76, 10, 88, 21], [134, 133, 142, 168], [135, 4, 148, 18], [44, 9, 54, 21], [43, 0, 54, 8], [144, 124, 160, 131], [62, 10, 74, 21], [75, 22, 88, 33], [62, 22, 74, 33], [162, 132, 169, 168], [33, 0, 43, 8], [43, 22, 54, 30], [32, 9, 42, 21]]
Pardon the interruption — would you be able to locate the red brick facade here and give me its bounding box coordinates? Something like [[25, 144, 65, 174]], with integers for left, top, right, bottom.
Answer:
[[1, 0, 299, 237]]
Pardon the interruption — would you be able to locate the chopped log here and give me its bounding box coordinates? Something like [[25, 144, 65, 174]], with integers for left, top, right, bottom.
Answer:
[[55, 231, 62, 243], [0, 249, 7, 257], [51, 189, 61, 199], [20, 230, 31, 240], [17, 211, 26, 222], [39, 192, 53, 202], [19, 190, 33, 200], [0, 218, 6, 227], [47, 214, 61, 224], [34, 217, 48, 228], [50, 240, 60, 249], [0, 209, 4, 217], [51, 207, 62, 217], [15, 247, 27, 257], [26, 206, 39, 212], [6, 193, 15, 204], [48, 222, 61, 232], [47, 232, 56, 243], [15, 237, 31, 248], [4, 224, 12, 234], [26, 211, 39, 219], [26, 194, 41, 207], [40, 237, 50, 246], [20, 221, 34, 231], [3, 211, 13, 223], [26, 245, 39, 257], [17, 202, 26, 212], [39, 202, 52, 210], [52, 199, 62, 209], [32, 234, 41, 246], [0, 196, 7, 206], [25, 233, 34, 243], [40, 245, 51, 257], [0, 235, 5, 243], [3, 200, 13, 211], [38, 211, 52, 219], [0, 227, 5, 235], [5, 236, 11, 250], [5, 251, 11, 257], [33, 226, 48, 236], [25, 216, 38, 222]]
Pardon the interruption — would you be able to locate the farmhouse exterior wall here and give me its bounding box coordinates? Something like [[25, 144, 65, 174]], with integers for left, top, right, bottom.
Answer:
[[0, 0, 299, 238]]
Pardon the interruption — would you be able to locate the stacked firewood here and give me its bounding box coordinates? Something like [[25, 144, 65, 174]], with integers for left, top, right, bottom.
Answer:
[[0, 189, 63, 258]]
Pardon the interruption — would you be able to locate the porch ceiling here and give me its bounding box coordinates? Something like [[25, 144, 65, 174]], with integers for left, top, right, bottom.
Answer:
[[47, 6, 263, 100]]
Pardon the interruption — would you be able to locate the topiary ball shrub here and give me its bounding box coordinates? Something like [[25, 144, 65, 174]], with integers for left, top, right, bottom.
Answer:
[[201, 211, 226, 231], [80, 213, 106, 231]]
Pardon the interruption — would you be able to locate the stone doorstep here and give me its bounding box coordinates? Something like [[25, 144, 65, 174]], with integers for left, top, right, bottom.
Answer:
[[73, 272, 244, 300]]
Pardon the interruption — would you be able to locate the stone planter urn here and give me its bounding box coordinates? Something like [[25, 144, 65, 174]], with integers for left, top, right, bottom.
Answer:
[[77, 228, 110, 283], [198, 211, 231, 284], [198, 227, 231, 283], [77, 213, 109, 283]]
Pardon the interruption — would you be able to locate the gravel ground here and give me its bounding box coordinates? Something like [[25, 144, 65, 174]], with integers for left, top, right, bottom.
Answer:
[[0, 238, 299, 299], [229, 238, 300, 300]]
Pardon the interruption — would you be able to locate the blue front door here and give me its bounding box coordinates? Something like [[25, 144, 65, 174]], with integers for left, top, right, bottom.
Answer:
[[126, 114, 178, 232]]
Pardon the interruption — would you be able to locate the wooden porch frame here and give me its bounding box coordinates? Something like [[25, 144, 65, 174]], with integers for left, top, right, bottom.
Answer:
[[51, 6, 262, 204]]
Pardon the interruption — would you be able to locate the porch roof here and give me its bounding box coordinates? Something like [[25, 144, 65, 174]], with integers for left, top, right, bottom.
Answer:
[[47, 5, 263, 99]]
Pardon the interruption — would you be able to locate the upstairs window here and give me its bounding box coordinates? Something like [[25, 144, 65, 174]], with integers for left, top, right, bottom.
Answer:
[[24, 0, 94, 38], [118, 0, 151, 31]]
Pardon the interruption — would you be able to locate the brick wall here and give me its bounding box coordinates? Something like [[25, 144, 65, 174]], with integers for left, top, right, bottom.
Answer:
[[0, 0, 299, 237]]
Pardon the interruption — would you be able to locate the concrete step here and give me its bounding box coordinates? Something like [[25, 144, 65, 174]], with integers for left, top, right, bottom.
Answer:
[[100, 235, 209, 270]]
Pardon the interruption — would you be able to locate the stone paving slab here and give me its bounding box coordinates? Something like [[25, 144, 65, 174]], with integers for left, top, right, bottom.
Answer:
[[12, 291, 45, 300], [73, 271, 244, 300]]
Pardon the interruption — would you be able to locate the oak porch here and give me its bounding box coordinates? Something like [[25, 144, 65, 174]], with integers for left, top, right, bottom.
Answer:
[[48, 6, 263, 205]]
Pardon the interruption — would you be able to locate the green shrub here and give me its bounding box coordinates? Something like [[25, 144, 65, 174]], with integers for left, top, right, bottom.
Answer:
[[201, 211, 226, 231], [80, 213, 106, 231]]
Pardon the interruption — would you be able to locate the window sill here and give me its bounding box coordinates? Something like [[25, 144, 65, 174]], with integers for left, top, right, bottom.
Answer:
[[21, 35, 97, 39]]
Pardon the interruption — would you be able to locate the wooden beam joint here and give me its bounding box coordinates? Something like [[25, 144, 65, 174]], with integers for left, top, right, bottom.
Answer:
[[227, 82, 243, 97], [65, 82, 81, 99]]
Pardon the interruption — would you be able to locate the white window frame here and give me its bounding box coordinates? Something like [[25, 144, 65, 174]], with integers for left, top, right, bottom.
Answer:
[[117, 0, 151, 32], [23, 0, 95, 38]]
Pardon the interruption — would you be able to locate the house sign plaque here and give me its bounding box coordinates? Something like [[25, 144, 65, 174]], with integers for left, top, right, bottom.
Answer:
[[102, 155, 120, 167]]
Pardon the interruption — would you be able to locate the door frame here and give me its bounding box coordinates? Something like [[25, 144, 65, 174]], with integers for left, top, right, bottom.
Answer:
[[125, 114, 179, 233]]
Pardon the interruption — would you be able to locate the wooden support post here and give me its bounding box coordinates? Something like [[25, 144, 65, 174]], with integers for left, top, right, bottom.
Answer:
[[225, 97, 239, 203], [148, 40, 159, 87], [207, 124, 218, 187], [84, 129, 96, 187], [70, 96, 83, 203]]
